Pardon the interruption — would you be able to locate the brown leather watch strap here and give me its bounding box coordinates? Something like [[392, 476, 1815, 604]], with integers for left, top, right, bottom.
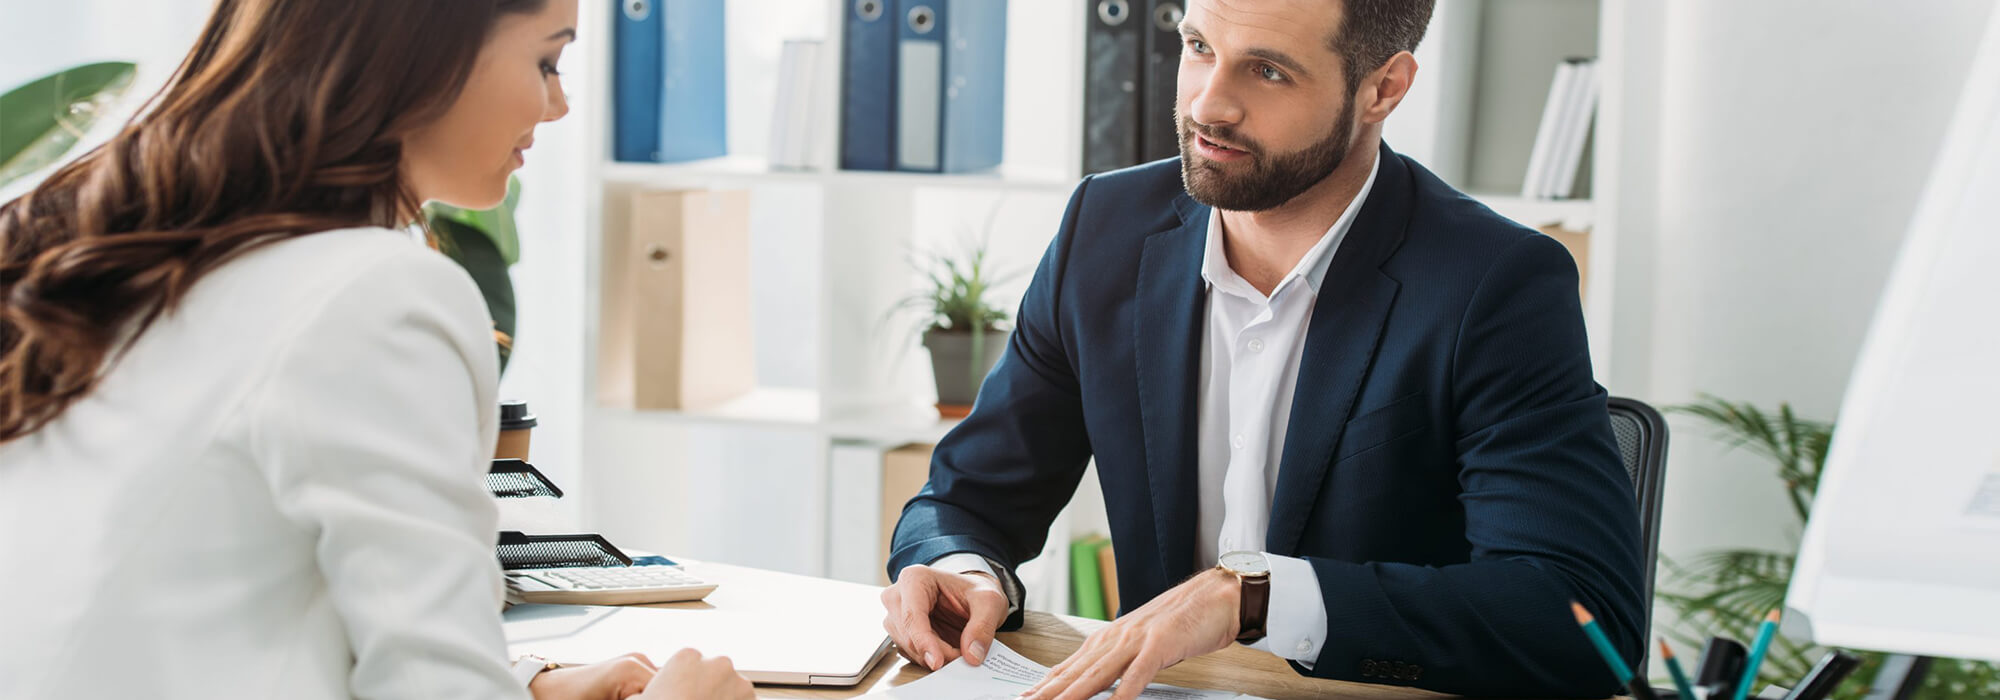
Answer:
[[1236, 570, 1271, 642]]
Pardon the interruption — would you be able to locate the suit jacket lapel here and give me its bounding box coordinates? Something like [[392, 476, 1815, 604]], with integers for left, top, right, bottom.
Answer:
[[1267, 145, 1414, 555], [1134, 194, 1208, 583]]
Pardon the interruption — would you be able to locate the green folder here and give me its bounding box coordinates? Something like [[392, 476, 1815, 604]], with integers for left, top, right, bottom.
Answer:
[[1070, 535, 1110, 620]]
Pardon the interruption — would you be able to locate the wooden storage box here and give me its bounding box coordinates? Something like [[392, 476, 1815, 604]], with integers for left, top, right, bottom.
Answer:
[[598, 189, 755, 411]]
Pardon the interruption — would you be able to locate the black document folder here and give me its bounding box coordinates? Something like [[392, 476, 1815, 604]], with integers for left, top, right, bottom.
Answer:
[[1083, 0, 1143, 174]]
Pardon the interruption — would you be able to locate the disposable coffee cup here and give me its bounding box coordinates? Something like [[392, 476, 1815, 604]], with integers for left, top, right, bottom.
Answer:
[[495, 400, 538, 461]]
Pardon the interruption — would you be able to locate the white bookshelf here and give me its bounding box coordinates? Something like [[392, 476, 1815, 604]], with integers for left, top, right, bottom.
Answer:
[[1474, 191, 1596, 231], [1388, 0, 1623, 375], [573, 0, 1088, 597], [571, 0, 1638, 612]]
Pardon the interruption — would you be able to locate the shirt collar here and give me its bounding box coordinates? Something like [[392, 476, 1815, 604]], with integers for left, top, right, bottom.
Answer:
[[1200, 151, 1382, 300]]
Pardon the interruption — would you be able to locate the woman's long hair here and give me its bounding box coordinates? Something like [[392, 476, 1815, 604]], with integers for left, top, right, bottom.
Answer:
[[0, 0, 545, 442]]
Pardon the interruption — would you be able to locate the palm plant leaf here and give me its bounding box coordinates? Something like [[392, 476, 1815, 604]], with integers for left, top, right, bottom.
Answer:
[[1670, 395, 1832, 521], [1662, 396, 1999, 698]]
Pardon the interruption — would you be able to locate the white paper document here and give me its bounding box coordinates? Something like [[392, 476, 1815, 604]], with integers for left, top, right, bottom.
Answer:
[[863, 640, 1269, 700], [1783, 4, 2000, 662]]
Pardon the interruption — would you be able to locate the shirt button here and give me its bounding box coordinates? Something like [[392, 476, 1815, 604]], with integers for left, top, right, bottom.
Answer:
[[1246, 338, 1265, 352], [1297, 640, 1314, 654], [1232, 434, 1245, 449]]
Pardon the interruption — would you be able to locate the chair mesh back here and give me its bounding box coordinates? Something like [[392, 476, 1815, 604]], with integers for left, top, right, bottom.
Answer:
[[1610, 412, 1644, 489], [1606, 397, 1669, 673]]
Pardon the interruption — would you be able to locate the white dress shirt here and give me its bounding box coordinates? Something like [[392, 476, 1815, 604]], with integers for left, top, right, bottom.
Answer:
[[0, 228, 525, 700], [936, 154, 1380, 665], [1195, 153, 1379, 663]]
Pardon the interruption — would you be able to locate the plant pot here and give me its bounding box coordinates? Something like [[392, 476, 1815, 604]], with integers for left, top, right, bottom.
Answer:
[[922, 327, 1010, 417]]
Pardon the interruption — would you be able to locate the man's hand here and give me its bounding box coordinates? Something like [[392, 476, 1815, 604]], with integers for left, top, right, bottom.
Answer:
[[1021, 568, 1241, 700], [880, 565, 1012, 669]]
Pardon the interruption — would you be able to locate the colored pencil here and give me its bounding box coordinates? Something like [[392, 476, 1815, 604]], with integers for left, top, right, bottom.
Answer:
[[1732, 610, 1782, 700], [1571, 601, 1659, 700], [1661, 638, 1697, 699]]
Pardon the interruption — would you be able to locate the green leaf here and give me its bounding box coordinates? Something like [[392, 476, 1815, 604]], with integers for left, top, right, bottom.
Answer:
[[1668, 395, 1833, 522], [897, 238, 1017, 333], [423, 176, 524, 373], [433, 217, 516, 374], [0, 62, 138, 188], [425, 176, 522, 265]]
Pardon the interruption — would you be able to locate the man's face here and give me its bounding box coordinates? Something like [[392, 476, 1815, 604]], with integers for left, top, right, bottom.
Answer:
[[1176, 0, 1357, 212]]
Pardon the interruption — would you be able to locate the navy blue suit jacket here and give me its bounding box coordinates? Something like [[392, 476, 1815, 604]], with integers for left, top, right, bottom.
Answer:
[[888, 145, 1645, 696]]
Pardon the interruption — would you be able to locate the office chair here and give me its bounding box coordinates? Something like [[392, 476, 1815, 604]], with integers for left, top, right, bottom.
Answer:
[[1609, 396, 1670, 669]]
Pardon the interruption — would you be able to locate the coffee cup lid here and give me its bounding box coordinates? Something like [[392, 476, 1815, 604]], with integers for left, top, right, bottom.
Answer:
[[499, 399, 539, 429]]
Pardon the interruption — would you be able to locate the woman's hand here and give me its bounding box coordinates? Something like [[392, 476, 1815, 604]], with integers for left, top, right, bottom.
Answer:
[[635, 648, 755, 700], [528, 653, 658, 700]]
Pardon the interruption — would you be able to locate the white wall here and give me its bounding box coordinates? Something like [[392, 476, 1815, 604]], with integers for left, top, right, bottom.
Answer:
[[0, 1, 207, 93], [1618, 0, 1996, 640]]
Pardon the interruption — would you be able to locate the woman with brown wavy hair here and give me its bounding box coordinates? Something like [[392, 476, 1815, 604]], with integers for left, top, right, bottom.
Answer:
[[0, 1, 749, 698]]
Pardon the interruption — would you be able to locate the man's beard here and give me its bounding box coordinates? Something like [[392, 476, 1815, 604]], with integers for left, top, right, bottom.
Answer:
[[1178, 102, 1357, 212]]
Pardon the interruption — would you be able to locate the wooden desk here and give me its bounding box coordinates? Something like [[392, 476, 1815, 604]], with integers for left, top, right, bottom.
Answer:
[[664, 561, 1444, 700]]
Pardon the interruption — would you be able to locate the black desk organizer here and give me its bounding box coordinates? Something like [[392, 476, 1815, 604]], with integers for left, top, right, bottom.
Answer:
[[487, 459, 564, 498], [486, 459, 632, 572], [496, 530, 634, 570]]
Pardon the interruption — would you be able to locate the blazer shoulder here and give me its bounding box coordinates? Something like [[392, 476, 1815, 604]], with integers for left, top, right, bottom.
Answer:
[[1056, 157, 1192, 260], [1067, 157, 1189, 234], [1080, 157, 1186, 205], [1390, 156, 1562, 280]]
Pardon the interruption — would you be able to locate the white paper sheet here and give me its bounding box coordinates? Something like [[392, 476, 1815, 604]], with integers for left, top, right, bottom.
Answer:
[[1783, 3, 2000, 662], [862, 640, 1268, 700]]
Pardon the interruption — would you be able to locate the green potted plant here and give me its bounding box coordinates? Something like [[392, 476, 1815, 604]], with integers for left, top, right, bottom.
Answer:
[[893, 238, 1019, 418], [1661, 396, 1999, 699], [424, 177, 523, 373]]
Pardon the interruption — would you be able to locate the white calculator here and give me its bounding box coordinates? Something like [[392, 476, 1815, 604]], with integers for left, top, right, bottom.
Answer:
[[505, 555, 718, 606]]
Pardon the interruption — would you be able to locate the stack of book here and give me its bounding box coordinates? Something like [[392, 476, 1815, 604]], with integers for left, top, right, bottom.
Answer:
[[769, 39, 832, 171], [1069, 534, 1119, 621], [1520, 57, 1599, 200]]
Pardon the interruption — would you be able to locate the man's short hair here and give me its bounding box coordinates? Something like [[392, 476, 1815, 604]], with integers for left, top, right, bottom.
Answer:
[[1329, 0, 1437, 93]]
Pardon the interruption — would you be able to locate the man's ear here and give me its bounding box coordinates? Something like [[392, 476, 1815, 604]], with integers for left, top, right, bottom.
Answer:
[[1359, 51, 1418, 125]]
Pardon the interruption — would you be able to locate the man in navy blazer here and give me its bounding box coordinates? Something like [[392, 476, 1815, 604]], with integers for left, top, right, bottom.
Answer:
[[879, 1, 1645, 697]]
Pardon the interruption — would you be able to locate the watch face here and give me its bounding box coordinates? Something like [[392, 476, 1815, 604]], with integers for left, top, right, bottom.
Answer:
[[1220, 551, 1269, 575]]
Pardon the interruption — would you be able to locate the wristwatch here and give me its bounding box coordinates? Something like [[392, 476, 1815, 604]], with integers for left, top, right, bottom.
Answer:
[[511, 655, 558, 687], [1217, 550, 1271, 643]]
